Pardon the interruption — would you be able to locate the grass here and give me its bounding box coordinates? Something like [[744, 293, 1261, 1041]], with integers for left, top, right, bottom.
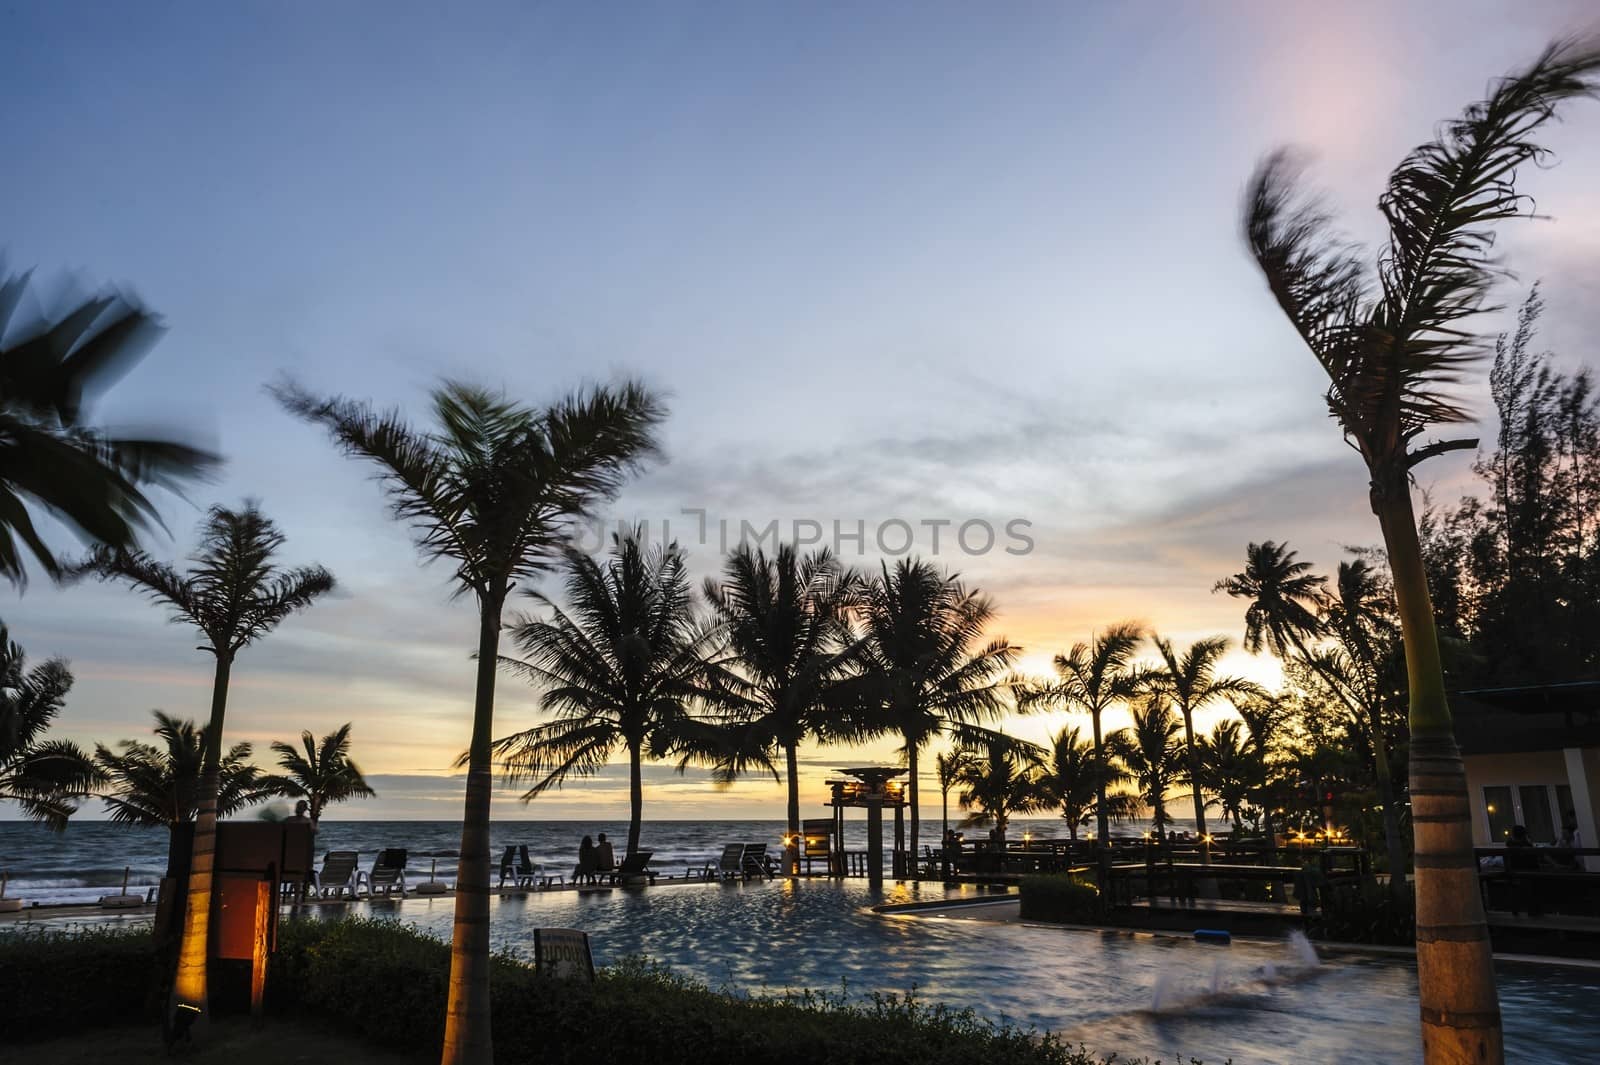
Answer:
[[0, 1017, 424, 1065]]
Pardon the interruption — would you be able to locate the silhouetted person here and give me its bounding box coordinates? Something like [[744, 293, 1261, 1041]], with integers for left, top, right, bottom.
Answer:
[[595, 832, 615, 872], [1505, 824, 1542, 915], [573, 835, 597, 882]]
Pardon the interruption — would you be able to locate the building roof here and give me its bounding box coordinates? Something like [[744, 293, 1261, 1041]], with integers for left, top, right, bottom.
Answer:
[[1451, 681, 1600, 756]]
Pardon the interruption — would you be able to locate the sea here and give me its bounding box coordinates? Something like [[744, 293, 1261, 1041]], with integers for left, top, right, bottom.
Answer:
[[0, 816, 1194, 906]]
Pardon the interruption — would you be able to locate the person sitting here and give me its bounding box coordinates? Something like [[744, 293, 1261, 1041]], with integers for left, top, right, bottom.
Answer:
[[594, 833, 616, 874], [573, 835, 598, 882]]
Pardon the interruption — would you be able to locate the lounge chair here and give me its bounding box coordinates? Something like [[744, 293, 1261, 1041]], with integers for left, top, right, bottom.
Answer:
[[714, 843, 746, 880], [499, 845, 542, 890], [603, 849, 657, 885], [742, 842, 773, 879], [317, 851, 359, 898], [359, 848, 407, 897]]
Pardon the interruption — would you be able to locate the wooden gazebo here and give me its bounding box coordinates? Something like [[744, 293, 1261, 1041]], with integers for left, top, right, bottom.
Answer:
[[825, 766, 909, 886]]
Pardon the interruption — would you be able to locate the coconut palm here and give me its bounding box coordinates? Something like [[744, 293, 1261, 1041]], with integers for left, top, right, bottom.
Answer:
[[1109, 696, 1186, 835], [1147, 634, 1260, 861], [1241, 40, 1600, 1061], [0, 268, 219, 587], [843, 558, 1019, 862], [699, 544, 859, 874], [954, 736, 1047, 845], [261, 723, 376, 829], [0, 627, 96, 828], [1213, 541, 1326, 660], [1036, 725, 1137, 842], [491, 531, 720, 860], [89, 502, 332, 1020], [1234, 692, 1291, 847], [1195, 720, 1262, 832], [1017, 622, 1144, 843], [95, 711, 275, 879], [935, 746, 974, 838], [277, 378, 661, 1065]]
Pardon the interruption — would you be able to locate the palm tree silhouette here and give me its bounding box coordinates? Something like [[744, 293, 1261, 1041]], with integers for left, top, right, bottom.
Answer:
[[0, 627, 96, 828], [1018, 622, 1144, 843], [1214, 541, 1326, 660], [1241, 39, 1600, 1061], [699, 543, 859, 874], [0, 268, 218, 588], [935, 746, 974, 839], [844, 558, 1018, 863], [1036, 726, 1136, 842], [1147, 634, 1259, 863], [1109, 696, 1186, 835], [278, 379, 661, 1065], [96, 711, 275, 880], [262, 723, 376, 829], [954, 736, 1047, 846], [1196, 719, 1261, 833], [493, 531, 720, 860], [90, 502, 332, 1020]]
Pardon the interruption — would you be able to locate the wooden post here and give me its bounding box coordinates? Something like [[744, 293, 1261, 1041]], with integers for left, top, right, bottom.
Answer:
[[893, 804, 905, 878], [866, 792, 884, 890], [251, 880, 271, 1024]]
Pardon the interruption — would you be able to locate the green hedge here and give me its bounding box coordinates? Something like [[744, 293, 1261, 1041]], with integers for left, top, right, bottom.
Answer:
[[270, 919, 1110, 1065], [1018, 875, 1104, 924], [0, 925, 162, 1040]]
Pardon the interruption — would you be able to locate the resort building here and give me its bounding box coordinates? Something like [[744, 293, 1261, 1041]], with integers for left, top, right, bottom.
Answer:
[[1455, 681, 1600, 870]]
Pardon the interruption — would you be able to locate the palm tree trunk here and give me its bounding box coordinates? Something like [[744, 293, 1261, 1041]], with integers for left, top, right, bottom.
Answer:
[[627, 743, 643, 859], [1374, 479, 1501, 1064], [1180, 707, 1211, 866], [1092, 710, 1109, 844], [170, 653, 230, 1022], [441, 593, 502, 1065], [906, 740, 920, 870], [784, 744, 800, 876]]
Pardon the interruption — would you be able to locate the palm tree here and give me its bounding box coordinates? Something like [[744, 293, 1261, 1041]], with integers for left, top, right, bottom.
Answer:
[[277, 379, 662, 1065], [1321, 559, 1410, 881], [1147, 634, 1260, 861], [0, 268, 219, 587], [0, 627, 97, 828], [89, 502, 333, 1020], [95, 711, 275, 880], [491, 531, 720, 860], [1241, 40, 1600, 1061], [262, 723, 376, 829], [844, 558, 1019, 862], [1036, 726, 1137, 842], [1196, 720, 1261, 833], [1213, 541, 1326, 660], [1234, 692, 1291, 847], [954, 737, 1047, 845], [700, 544, 858, 874], [1017, 622, 1144, 843], [935, 746, 974, 838], [1109, 696, 1186, 835]]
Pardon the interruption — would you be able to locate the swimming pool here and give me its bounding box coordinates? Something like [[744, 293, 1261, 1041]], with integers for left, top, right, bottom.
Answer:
[[298, 878, 1599, 1064]]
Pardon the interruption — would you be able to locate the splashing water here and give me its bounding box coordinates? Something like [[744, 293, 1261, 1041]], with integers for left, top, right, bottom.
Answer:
[[1287, 930, 1320, 968]]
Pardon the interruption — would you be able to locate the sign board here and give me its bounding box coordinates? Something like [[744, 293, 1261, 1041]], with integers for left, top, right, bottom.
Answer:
[[533, 927, 595, 982]]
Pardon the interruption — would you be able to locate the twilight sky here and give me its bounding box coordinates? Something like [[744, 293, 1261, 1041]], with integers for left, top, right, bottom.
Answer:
[[3, 1, 1598, 821]]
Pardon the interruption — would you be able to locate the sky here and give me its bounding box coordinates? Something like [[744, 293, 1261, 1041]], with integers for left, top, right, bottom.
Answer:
[[3, 1, 1598, 822]]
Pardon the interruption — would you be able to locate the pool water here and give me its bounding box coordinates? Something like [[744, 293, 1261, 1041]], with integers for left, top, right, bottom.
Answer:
[[304, 879, 1595, 1065]]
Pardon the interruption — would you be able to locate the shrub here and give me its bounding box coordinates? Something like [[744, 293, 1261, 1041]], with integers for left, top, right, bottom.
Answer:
[[0, 924, 161, 1040], [1018, 875, 1103, 924]]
